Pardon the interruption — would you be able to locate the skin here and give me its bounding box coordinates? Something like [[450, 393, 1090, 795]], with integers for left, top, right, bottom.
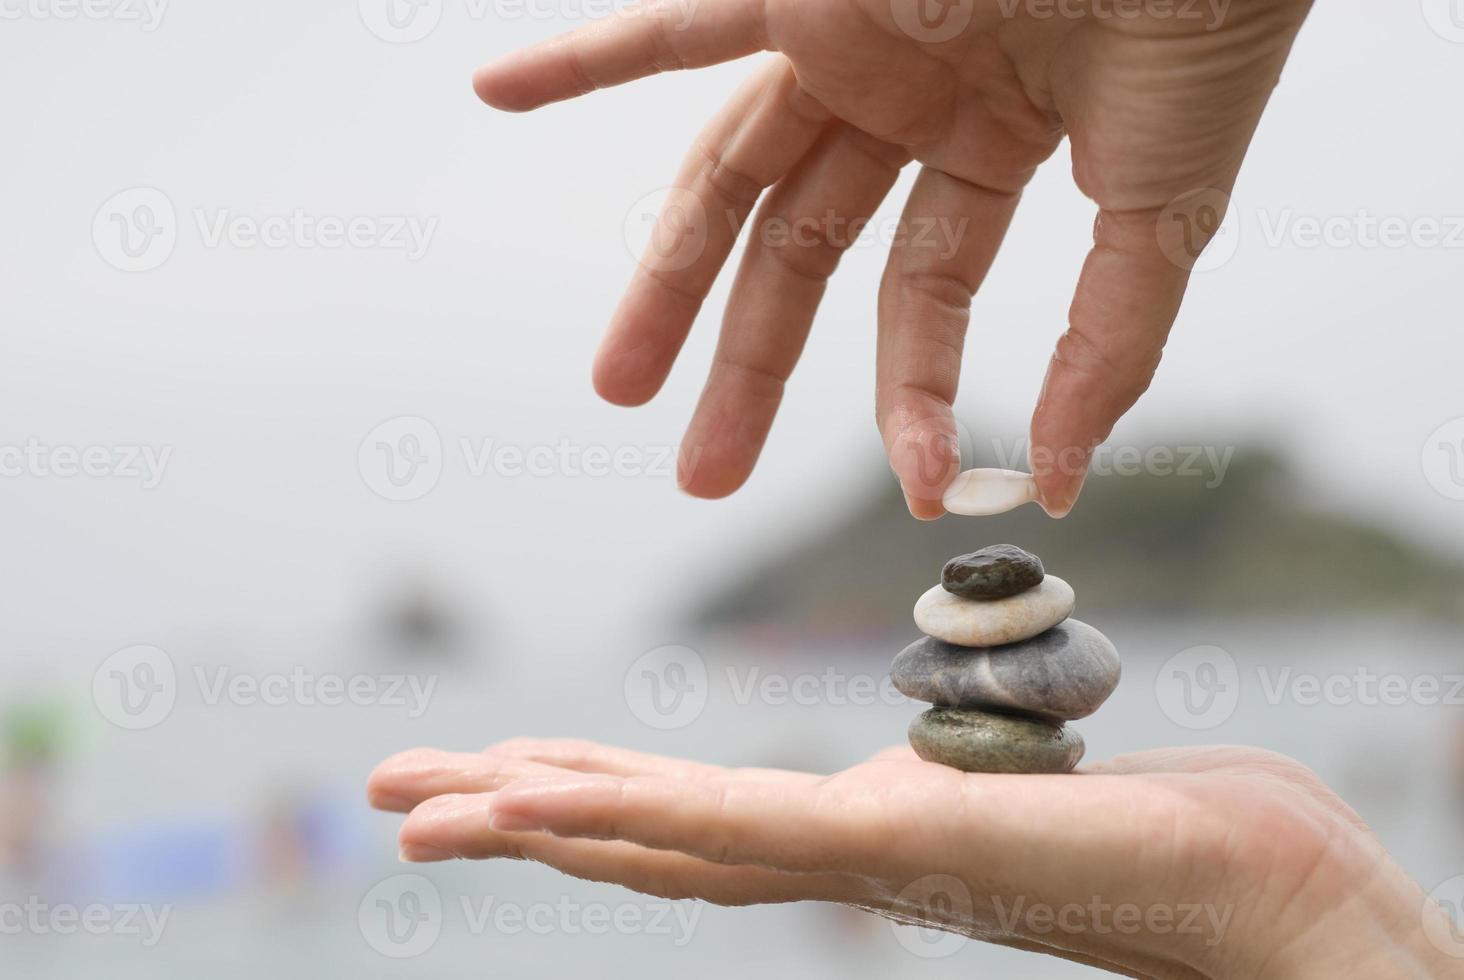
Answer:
[[471, 0, 1315, 518], [369, 738, 1461, 978], [438, 6, 1457, 974]]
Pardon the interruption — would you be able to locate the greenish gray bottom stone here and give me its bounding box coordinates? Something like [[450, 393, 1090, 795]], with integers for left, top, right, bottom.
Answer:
[[908, 706, 1084, 774]]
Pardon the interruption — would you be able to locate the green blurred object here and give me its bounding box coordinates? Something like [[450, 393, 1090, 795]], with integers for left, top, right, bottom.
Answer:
[[3, 699, 68, 766]]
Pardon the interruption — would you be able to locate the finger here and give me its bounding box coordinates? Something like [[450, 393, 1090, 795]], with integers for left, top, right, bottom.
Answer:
[[485, 767, 1152, 881], [679, 126, 907, 497], [473, 0, 770, 111], [875, 166, 1021, 520], [485, 737, 722, 778], [1029, 206, 1190, 517], [484, 737, 807, 782], [399, 790, 1195, 973], [486, 772, 898, 874], [368, 749, 567, 812], [399, 792, 860, 905], [594, 60, 832, 406]]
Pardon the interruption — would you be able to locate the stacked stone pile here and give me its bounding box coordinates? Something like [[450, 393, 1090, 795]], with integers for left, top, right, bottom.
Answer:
[[892, 545, 1120, 774]]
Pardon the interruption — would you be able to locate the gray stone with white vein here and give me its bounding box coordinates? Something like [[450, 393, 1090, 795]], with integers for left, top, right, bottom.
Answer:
[[892, 619, 1120, 722]]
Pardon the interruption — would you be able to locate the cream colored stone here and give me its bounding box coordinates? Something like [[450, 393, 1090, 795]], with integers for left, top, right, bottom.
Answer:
[[942, 468, 1038, 516], [913, 576, 1075, 647]]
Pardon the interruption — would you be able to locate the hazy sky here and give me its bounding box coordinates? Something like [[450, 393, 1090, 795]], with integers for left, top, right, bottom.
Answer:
[[3, 0, 1462, 661]]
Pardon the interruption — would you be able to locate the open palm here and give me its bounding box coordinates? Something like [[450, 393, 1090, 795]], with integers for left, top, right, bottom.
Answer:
[[474, 0, 1313, 516], [369, 737, 1443, 978]]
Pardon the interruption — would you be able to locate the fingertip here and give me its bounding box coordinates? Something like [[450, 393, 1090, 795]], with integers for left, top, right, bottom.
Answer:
[[1032, 470, 1082, 519], [593, 287, 700, 407], [1029, 396, 1094, 520], [367, 785, 413, 814], [471, 65, 516, 110], [1038, 497, 1072, 520], [366, 758, 412, 812], [885, 417, 960, 509], [675, 447, 750, 500], [674, 376, 780, 501], [903, 489, 946, 521], [591, 356, 661, 407], [397, 818, 455, 861], [472, 60, 547, 112], [399, 843, 455, 863]]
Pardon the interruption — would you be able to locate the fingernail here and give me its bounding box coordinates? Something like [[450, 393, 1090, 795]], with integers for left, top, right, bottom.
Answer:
[[676, 443, 705, 493], [399, 843, 454, 863], [1038, 492, 1068, 519], [902, 489, 943, 522], [370, 792, 413, 812], [489, 811, 544, 833], [1039, 479, 1080, 519]]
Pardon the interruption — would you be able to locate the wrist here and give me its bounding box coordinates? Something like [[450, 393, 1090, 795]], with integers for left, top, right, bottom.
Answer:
[[1221, 859, 1461, 980]]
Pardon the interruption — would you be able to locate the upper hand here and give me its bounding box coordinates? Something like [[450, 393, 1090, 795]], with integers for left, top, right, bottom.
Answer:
[[473, 0, 1313, 517]]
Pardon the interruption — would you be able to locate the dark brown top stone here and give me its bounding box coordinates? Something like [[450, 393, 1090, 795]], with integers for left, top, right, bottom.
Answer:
[[941, 545, 1044, 600]]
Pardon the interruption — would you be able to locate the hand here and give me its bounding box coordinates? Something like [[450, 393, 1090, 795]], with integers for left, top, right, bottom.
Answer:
[[369, 738, 1456, 978], [472, 0, 1313, 518]]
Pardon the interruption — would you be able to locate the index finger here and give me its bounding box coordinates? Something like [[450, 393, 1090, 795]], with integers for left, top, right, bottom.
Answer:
[[876, 166, 1022, 519], [473, 0, 770, 111], [487, 772, 864, 873]]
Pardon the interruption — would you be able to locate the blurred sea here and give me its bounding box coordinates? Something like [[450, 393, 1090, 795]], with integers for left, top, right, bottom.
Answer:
[[4, 614, 1462, 978]]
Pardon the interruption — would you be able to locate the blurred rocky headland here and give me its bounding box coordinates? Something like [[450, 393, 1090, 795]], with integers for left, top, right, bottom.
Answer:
[[690, 447, 1464, 643]]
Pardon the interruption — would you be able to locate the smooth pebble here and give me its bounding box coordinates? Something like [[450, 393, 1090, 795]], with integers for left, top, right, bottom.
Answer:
[[942, 544, 1045, 600], [892, 619, 1121, 721], [913, 576, 1074, 647], [942, 469, 1038, 517], [908, 707, 1085, 774]]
